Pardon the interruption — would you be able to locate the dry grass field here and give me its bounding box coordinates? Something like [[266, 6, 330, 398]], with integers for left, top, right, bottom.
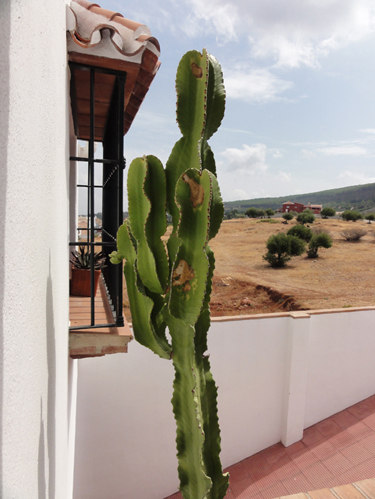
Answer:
[[122, 217, 375, 320], [209, 217, 375, 316]]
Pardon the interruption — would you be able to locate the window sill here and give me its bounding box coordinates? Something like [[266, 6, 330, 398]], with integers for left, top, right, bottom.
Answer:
[[69, 278, 133, 359]]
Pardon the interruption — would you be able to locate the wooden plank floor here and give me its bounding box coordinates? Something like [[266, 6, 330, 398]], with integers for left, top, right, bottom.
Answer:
[[69, 277, 132, 358]]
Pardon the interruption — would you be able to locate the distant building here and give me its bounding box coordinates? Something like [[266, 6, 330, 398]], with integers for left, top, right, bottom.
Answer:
[[282, 201, 322, 214], [282, 201, 305, 213]]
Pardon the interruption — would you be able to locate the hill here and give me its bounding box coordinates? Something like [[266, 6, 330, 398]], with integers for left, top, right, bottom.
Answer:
[[224, 182, 375, 213]]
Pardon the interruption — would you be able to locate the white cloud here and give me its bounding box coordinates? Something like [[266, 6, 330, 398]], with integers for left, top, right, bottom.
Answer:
[[224, 68, 293, 103], [317, 146, 368, 156], [221, 143, 268, 173], [359, 128, 375, 134], [276, 171, 292, 183], [339, 171, 375, 184], [301, 149, 316, 159], [186, 0, 375, 67]]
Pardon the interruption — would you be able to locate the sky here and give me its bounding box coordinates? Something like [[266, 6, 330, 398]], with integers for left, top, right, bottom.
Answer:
[[79, 0, 375, 212]]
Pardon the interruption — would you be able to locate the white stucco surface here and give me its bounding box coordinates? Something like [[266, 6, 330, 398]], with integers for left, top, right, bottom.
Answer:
[[73, 309, 375, 499], [0, 1, 72, 497]]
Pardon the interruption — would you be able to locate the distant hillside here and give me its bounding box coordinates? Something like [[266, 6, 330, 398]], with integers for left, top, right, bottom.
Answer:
[[224, 182, 375, 213]]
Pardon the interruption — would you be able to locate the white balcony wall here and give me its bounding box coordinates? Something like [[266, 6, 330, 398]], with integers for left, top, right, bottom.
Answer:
[[0, 1, 74, 497], [73, 308, 375, 499]]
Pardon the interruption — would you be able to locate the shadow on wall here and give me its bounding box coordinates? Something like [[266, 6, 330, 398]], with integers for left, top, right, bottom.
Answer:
[[0, 1, 11, 496], [37, 263, 57, 498]]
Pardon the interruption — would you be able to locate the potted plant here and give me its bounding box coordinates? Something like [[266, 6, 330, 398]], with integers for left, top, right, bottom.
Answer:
[[70, 245, 106, 297]]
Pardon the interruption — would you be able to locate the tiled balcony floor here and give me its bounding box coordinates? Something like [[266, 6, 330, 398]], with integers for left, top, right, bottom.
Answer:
[[165, 394, 375, 499]]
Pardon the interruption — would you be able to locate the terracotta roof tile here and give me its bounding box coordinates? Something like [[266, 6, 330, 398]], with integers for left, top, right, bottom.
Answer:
[[66, 0, 161, 140]]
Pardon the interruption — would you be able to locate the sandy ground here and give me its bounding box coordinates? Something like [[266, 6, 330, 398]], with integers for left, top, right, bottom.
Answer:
[[122, 217, 375, 320]]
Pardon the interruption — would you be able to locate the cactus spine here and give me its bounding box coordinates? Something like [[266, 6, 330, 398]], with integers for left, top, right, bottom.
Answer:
[[110, 49, 228, 499]]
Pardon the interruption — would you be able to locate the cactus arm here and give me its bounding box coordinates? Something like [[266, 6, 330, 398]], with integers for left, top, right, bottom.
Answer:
[[204, 54, 226, 143], [127, 156, 168, 294], [114, 221, 171, 359], [208, 171, 224, 241], [168, 169, 211, 326]]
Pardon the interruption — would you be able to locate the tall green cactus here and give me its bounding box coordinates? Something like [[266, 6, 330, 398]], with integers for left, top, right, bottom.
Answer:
[[110, 49, 229, 499]]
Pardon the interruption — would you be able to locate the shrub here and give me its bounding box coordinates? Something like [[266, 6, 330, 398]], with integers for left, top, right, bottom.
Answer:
[[307, 233, 333, 258], [341, 228, 367, 241], [245, 207, 258, 218], [296, 209, 315, 225], [341, 210, 363, 222], [266, 208, 275, 218], [282, 212, 294, 221], [287, 225, 313, 242], [365, 213, 375, 223], [256, 208, 266, 218], [263, 233, 306, 267], [320, 207, 336, 219]]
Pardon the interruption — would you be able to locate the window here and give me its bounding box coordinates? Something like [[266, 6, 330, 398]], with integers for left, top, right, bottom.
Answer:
[[69, 63, 126, 330]]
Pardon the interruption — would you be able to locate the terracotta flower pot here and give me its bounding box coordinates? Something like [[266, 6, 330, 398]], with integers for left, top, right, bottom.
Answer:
[[70, 268, 101, 297]]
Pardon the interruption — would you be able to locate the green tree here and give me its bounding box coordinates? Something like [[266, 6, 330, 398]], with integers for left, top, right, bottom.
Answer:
[[296, 209, 315, 225], [320, 207, 336, 219], [282, 212, 293, 221], [263, 233, 306, 267], [266, 208, 275, 218], [365, 213, 375, 223], [245, 207, 258, 218], [341, 210, 363, 222], [287, 225, 313, 242], [307, 233, 333, 258], [256, 208, 266, 218]]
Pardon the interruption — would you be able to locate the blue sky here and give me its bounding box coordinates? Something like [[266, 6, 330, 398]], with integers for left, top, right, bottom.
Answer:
[[90, 0, 375, 209]]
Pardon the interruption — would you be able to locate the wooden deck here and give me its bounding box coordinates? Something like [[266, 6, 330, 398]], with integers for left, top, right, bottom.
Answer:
[[69, 276, 132, 359]]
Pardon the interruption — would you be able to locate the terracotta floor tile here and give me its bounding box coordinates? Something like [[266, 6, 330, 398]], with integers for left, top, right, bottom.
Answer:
[[311, 440, 337, 460], [292, 448, 320, 471], [360, 434, 375, 454], [363, 414, 375, 431], [274, 460, 301, 481], [302, 426, 325, 447], [331, 410, 360, 429], [262, 443, 287, 466], [301, 461, 336, 490], [285, 441, 307, 456], [226, 461, 251, 482], [348, 422, 374, 441], [230, 476, 260, 498], [341, 442, 373, 465], [315, 419, 342, 438], [322, 452, 353, 475], [348, 401, 374, 420], [260, 481, 289, 499], [329, 429, 357, 451], [281, 473, 314, 495]]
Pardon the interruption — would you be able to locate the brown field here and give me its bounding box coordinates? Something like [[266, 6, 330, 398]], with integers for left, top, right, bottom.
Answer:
[[122, 217, 375, 320]]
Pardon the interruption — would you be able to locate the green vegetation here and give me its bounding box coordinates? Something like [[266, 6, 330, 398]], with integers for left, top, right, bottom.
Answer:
[[282, 212, 294, 221], [365, 213, 375, 223], [266, 208, 275, 218], [320, 207, 336, 219], [341, 210, 363, 222], [296, 209, 315, 225], [111, 49, 228, 499], [307, 233, 333, 258], [287, 225, 313, 242], [245, 207, 266, 218], [263, 233, 306, 267]]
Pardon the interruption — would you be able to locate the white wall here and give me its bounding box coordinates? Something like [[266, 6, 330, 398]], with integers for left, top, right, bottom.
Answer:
[[73, 308, 375, 499], [0, 1, 73, 497]]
